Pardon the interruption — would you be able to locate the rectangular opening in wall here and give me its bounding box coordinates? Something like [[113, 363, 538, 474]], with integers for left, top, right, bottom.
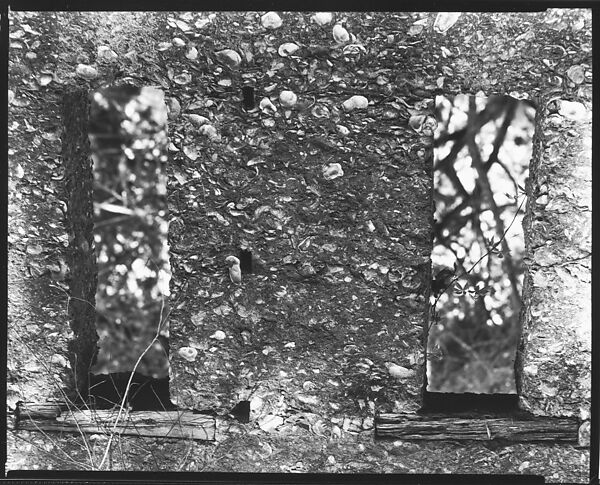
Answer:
[[86, 84, 173, 409], [242, 85, 256, 111], [426, 94, 536, 395]]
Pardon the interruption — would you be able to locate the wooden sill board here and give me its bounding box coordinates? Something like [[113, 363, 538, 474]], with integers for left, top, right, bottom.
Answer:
[[15, 403, 580, 444], [15, 402, 215, 441], [376, 413, 579, 443]]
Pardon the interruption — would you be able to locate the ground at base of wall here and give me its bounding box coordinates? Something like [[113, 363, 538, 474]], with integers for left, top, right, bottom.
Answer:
[[6, 425, 589, 481]]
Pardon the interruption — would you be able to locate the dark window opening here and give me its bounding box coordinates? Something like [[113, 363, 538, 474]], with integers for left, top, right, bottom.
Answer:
[[426, 94, 536, 395], [88, 372, 176, 411], [242, 85, 255, 111], [421, 391, 519, 414]]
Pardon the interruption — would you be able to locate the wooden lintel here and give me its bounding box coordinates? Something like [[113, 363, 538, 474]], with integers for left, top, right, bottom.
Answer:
[[15, 402, 215, 441], [375, 413, 579, 443]]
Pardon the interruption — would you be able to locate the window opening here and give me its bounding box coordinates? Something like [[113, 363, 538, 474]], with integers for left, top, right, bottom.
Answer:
[[421, 391, 519, 414], [426, 94, 536, 394], [88, 372, 175, 411], [86, 85, 172, 408]]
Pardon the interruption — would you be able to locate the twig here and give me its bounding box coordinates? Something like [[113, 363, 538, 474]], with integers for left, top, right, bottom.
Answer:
[[428, 194, 527, 332], [97, 297, 168, 470], [466, 97, 521, 309]]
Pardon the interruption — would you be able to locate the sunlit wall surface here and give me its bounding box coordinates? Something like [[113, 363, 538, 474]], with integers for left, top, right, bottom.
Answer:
[[427, 94, 536, 393]]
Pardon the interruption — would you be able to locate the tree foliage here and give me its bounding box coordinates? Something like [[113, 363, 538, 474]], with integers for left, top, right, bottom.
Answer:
[[428, 94, 535, 393]]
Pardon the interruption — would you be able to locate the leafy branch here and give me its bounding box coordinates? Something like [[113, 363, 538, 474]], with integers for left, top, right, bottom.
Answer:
[[429, 193, 527, 332]]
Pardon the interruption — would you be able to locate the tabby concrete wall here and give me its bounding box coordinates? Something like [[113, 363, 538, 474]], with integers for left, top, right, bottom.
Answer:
[[164, 9, 591, 475], [7, 10, 591, 479], [167, 13, 433, 419], [166, 8, 591, 431]]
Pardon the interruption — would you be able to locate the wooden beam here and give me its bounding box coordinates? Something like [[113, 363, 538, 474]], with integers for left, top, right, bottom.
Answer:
[[15, 402, 215, 441], [376, 413, 579, 443]]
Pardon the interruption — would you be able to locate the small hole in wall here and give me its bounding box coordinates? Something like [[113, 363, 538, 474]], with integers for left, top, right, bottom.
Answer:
[[242, 86, 255, 111], [228, 400, 250, 423], [239, 249, 253, 273]]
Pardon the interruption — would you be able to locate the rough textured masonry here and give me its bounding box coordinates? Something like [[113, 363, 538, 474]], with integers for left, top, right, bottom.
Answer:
[[516, 93, 592, 422], [62, 90, 97, 394], [167, 36, 432, 418], [6, 10, 591, 480]]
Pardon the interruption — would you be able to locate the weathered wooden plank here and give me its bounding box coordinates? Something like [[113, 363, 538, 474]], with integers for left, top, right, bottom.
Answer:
[[16, 402, 215, 441], [376, 413, 579, 442]]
